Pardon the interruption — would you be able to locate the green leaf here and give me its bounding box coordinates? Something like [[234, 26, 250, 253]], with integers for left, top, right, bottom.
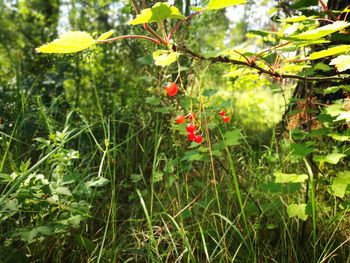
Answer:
[[86, 177, 110, 187], [309, 45, 350, 60], [314, 152, 346, 165], [330, 55, 350, 72], [129, 2, 185, 25], [96, 30, 114, 41], [335, 111, 350, 122], [287, 203, 308, 221], [293, 21, 350, 40], [290, 142, 315, 157], [224, 129, 242, 146], [331, 171, 350, 198], [283, 15, 316, 23], [55, 186, 72, 196], [328, 133, 350, 141], [274, 172, 308, 183], [153, 50, 179, 67], [324, 103, 343, 117], [152, 171, 164, 182], [207, 0, 247, 10], [36, 31, 96, 53], [145, 96, 161, 106]]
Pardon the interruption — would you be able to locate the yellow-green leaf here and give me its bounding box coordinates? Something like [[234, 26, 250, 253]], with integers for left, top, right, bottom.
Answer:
[[274, 172, 308, 183], [153, 50, 179, 67], [331, 171, 350, 198], [97, 30, 114, 41], [207, 0, 246, 10], [129, 2, 185, 25], [283, 15, 316, 23], [309, 45, 350, 60], [330, 55, 350, 72], [36, 31, 96, 53], [287, 203, 308, 221], [294, 21, 350, 40]]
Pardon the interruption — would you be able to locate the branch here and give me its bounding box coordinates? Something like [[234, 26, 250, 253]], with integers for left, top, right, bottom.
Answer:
[[97, 35, 161, 45], [318, 0, 337, 21], [174, 45, 349, 82]]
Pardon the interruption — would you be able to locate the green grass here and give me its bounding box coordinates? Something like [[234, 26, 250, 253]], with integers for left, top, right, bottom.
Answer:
[[0, 82, 350, 263]]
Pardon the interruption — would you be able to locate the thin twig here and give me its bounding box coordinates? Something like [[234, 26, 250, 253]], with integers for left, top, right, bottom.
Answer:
[[167, 8, 207, 42]]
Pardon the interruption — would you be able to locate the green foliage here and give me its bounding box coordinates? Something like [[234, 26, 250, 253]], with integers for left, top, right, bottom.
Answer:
[[128, 2, 185, 25], [206, 0, 247, 10]]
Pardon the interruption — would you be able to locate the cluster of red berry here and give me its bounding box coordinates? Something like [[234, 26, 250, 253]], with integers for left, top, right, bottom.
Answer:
[[166, 82, 230, 145], [219, 110, 230, 123], [164, 82, 203, 143], [175, 112, 203, 144]]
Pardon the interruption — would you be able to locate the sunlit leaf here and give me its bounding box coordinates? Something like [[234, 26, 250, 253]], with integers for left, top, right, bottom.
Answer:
[[331, 171, 350, 198], [328, 133, 350, 141], [330, 55, 350, 72], [314, 152, 346, 165], [283, 15, 316, 23], [153, 50, 179, 67], [207, 0, 246, 10], [129, 2, 185, 25], [309, 45, 350, 60], [335, 111, 350, 122], [287, 203, 308, 221], [274, 172, 308, 183], [96, 30, 114, 41], [36, 31, 95, 53], [293, 21, 350, 40]]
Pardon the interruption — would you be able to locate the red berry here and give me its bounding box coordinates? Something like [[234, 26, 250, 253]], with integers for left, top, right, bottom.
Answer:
[[195, 135, 203, 144], [222, 116, 230, 123], [219, 110, 226, 116], [165, 82, 178, 97], [176, 114, 186, 124], [187, 132, 196, 141], [187, 112, 196, 120], [186, 123, 196, 133]]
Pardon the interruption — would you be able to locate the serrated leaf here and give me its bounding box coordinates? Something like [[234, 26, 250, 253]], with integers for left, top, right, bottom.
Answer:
[[207, 0, 247, 10], [86, 177, 109, 187], [96, 30, 114, 41], [287, 203, 308, 221], [274, 172, 308, 183], [36, 31, 96, 53], [309, 45, 350, 60], [331, 171, 350, 198], [153, 50, 179, 67], [129, 2, 185, 25], [330, 55, 350, 72], [293, 21, 350, 40]]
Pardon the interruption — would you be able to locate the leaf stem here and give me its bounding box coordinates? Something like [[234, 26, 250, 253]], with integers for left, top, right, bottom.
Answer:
[[97, 35, 161, 45], [167, 8, 207, 42]]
